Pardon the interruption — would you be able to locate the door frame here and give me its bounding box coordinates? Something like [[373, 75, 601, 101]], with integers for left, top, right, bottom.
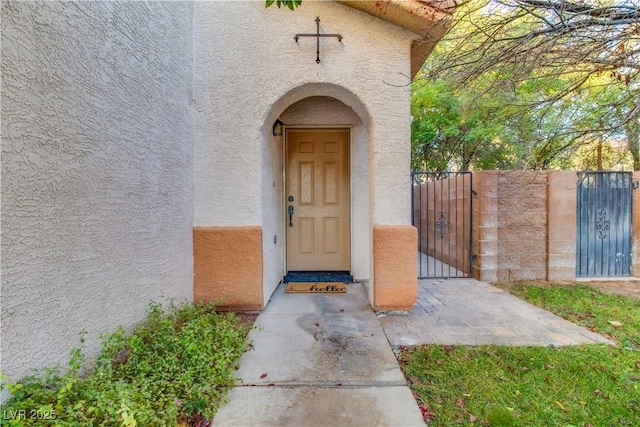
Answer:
[[282, 126, 353, 274]]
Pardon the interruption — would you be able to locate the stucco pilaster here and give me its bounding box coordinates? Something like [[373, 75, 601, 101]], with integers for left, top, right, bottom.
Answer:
[[372, 225, 418, 310]]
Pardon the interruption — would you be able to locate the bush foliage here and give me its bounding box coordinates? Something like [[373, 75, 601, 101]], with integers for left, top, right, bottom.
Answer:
[[1, 301, 252, 426]]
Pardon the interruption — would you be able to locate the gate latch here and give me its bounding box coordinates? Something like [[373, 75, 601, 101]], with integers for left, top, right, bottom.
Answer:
[[633, 181, 639, 189]]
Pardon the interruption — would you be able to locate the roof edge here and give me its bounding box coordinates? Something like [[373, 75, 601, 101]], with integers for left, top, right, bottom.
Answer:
[[337, 0, 455, 77]]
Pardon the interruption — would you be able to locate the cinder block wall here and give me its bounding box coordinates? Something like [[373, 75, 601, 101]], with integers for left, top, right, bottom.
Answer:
[[418, 171, 638, 282], [495, 171, 548, 281], [473, 171, 575, 282], [546, 171, 578, 280], [472, 171, 499, 282]]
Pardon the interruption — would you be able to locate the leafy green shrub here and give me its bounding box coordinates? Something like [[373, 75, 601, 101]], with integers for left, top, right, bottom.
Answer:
[[1, 301, 252, 426]]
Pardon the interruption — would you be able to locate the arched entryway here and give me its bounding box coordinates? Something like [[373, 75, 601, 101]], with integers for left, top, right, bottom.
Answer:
[[260, 85, 372, 302]]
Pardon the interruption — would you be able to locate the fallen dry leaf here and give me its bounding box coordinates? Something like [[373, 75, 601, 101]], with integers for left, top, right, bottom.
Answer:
[[469, 414, 477, 423], [608, 320, 623, 327], [260, 373, 268, 379], [417, 403, 435, 422]]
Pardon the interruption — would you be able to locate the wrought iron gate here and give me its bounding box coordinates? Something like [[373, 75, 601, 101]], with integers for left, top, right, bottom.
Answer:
[[412, 171, 473, 278], [576, 171, 633, 277]]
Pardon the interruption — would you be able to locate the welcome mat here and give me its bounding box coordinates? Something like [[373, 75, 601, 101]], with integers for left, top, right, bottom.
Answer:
[[285, 282, 347, 294], [283, 271, 353, 283]]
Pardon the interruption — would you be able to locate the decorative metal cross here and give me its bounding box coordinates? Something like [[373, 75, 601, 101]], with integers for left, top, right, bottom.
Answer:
[[435, 211, 450, 239], [596, 209, 610, 240], [294, 17, 342, 64]]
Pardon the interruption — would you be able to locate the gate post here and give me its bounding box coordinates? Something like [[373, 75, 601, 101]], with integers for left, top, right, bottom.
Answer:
[[547, 171, 578, 281], [634, 171, 640, 277], [472, 171, 499, 282]]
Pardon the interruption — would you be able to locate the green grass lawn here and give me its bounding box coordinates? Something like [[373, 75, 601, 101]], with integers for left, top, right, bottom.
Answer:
[[398, 283, 640, 426]]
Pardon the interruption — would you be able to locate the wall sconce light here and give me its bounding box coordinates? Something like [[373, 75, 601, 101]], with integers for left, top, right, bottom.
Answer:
[[272, 119, 283, 136]]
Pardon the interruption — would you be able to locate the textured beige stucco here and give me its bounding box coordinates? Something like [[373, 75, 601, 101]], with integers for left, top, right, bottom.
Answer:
[[372, 225, 418, 310], [337, 0, 453, 76], [1, 2, 194, 381], [194, 1, 415, 298], [2, 1, 430, 380], [193, 227, 264, 311]]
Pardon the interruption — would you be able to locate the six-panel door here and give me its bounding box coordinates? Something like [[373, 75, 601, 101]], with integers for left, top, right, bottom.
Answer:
[[286, 129, 350, 271]]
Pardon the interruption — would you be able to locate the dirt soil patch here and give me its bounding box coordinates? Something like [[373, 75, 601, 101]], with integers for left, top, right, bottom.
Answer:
[[236, 312, 260, 328], [580, 280, 640, 299]]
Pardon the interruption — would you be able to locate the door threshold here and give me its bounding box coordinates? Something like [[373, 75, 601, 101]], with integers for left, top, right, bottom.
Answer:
[[284, 271, 353, 283]]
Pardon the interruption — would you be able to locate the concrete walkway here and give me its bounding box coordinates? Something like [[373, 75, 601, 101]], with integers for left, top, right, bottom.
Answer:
[[212, 283, 425, 426], [212, 279, 612, 426], [379, 278, 613, 347]]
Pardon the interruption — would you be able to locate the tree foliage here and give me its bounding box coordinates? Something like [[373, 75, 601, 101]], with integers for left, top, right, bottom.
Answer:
[[414, 0, 640, 170], [265, 0, 302, 11], [411, 80, 526, 171]]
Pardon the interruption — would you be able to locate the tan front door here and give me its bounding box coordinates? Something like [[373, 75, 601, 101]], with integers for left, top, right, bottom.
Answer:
[[286, 128, 350, 271]]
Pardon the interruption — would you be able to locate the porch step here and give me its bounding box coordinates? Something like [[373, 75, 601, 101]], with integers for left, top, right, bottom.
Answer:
[[284, 271, 353, 283]]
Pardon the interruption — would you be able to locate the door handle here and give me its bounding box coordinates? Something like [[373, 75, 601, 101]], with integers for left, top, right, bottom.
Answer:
[[288, 205, 294, 227]]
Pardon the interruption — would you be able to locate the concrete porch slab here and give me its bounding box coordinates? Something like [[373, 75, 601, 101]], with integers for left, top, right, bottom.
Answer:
[[379, 278, 614, 347], [262, 282, 372, 315], [236, 313, 406, 386], [236, 283, 405, 386]]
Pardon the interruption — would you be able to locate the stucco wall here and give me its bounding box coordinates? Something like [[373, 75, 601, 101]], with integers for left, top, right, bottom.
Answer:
[[194, 227, 263, 310], [193, 1, 415, 300], [372, 225, 417, 310], [1, 1, 194, 381]]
